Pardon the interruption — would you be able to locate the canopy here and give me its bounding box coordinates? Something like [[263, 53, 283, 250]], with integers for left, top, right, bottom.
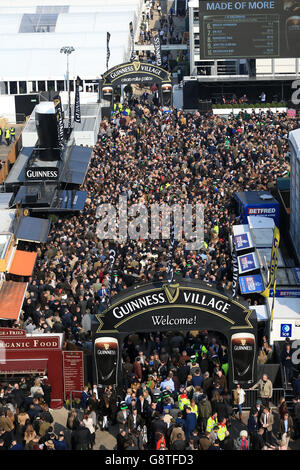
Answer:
[[0, 280, 27, 320], [14, 216, 50, 243], [8, 249, 37, 276]]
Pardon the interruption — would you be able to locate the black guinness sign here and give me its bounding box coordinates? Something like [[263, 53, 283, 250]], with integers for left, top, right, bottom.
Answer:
[[25, 167, 59, 181], [93, 279, 256, 334], [102, 61, 171, 86], [92, 279, 258, 388]]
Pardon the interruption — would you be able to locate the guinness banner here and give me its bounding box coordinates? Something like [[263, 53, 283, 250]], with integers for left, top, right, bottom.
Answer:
[[151, 30, 162, 67], [231, 241, 239, 298], [102, 243, 117, 307], [74, 77, 81, 123], [53, 96, 64, 149], [129, 21, 135, 62], [102, 61, 171, 87], [167, 215, 176, 284], [106, 32, 111, 70], [93, 279, 256, 334]]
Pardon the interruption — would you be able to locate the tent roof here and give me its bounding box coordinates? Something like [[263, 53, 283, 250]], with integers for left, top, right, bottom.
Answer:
[[0, 280, 27, 321], [0, 0, 143, 81], [8, 249, 37, 276], [14, 216, 50, 243]]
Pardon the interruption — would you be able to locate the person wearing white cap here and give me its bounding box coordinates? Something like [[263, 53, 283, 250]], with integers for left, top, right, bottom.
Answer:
[[235, 429, 249, 450]]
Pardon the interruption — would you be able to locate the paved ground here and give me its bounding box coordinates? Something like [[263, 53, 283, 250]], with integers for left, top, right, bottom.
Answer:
[[51, 406, 117, 450], [51, 404, 300, 450]]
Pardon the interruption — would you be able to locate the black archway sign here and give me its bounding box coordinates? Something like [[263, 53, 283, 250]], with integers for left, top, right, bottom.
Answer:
[[92, 279, 258, 391], [100, 60, 172, 107]]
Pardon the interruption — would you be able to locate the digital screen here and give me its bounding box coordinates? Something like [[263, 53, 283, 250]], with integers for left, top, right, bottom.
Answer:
[[199, 0, 300, 59]]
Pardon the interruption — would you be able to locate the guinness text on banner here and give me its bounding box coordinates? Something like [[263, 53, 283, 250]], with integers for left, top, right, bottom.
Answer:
[[151, 30, 162, 67], [106, 32, 111, 70], [74, 77, 81, 123], [54, 96, 64, 149], [129, 22, 135, 62]]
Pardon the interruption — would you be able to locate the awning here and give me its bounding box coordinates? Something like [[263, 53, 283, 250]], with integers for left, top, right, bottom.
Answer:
[[0, 281, 27, 320], [8, 250, 37, 276], [14, 216, 50, 243], [60, 146, 92, 185], [0, 358, 48, 374]]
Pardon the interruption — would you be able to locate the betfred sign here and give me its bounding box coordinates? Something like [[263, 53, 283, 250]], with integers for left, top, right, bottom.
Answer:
[[247, 207, 276, 215], [1, 336, 60, 350]]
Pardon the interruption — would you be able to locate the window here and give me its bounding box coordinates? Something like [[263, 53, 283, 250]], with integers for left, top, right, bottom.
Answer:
[[38, 81, 46, 91], [57, 80, 65, 91], [9, 82, 17, 94], [19, 81, 27, 94], [19, 14, 58, 33], [47, 80, 55, 91]]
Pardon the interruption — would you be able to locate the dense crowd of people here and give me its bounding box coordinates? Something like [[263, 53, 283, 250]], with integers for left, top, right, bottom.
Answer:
[[0, 91, 299, 450], [18, 96, 294, 345], [1, 333, 300, 450]]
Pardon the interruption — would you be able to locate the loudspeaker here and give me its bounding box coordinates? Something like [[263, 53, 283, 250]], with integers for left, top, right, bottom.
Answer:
[[183, 80, 199, 109], [198, 100, 212, 113]]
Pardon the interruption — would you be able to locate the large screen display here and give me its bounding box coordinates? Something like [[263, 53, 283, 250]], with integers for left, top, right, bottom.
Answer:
[[199, 0, 300, 59]]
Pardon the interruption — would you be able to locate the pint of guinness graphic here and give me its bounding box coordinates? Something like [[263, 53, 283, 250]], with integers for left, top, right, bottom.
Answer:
[[94, 337, 118, 386], [286, 16, 300, 56], [231, 333, 256, 384]]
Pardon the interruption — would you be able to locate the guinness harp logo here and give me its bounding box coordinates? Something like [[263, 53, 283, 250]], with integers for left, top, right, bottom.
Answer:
[[163, 283, 180, 304], [104, 344, 110, 350], [133, 61, 141, 72], [241, 339, 246, 346]]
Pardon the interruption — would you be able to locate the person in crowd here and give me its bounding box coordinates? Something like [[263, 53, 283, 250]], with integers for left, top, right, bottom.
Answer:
[[250, 374, 273, 408]]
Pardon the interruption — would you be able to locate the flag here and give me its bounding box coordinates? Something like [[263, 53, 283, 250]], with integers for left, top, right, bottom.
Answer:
[[74, 76, 81, 123], [151, 30, 162, 67], [167, 214, 176, 283], [261, 226, 280, 298], [129, 22, 135, 62], [53, 95, 64, 149], [102, 242, 117, 307], [231, 244, 239, 298], [106, 32, 111, 70]]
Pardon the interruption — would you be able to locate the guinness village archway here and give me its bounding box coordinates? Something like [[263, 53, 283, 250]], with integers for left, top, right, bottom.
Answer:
[[92, 279, 258, 391], [99, 60, 173, 107]]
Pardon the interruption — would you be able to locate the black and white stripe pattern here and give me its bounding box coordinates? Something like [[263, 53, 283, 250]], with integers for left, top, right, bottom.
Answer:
[[106, 32, 111, 70], [129, 22, 135, 62], [74, 77, 81, 123]]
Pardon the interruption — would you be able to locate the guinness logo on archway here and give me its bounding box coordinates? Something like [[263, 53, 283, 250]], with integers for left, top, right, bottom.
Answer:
[[133, 61, 141, 72], [163, 283, 180, 304]]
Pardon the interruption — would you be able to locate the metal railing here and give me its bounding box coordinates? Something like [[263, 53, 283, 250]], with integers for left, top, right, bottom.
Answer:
[[69, 390, 82, 409], [241, 388, 285, 410]]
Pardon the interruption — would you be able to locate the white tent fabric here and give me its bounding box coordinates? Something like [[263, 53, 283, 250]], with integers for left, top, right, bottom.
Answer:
[[0, 0, 143, 81]]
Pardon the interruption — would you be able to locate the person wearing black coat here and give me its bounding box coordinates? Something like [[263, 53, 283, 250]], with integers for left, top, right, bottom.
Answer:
[[250, 428, 265, 450], [211, 395, 228, 422], [150, 414, 167, 448], [177, 362, 190, 385], [116, 429, 127, 451], [71, 422, 91, 450], [171, 436, 186, 450], [11, 384, 25, 409]]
